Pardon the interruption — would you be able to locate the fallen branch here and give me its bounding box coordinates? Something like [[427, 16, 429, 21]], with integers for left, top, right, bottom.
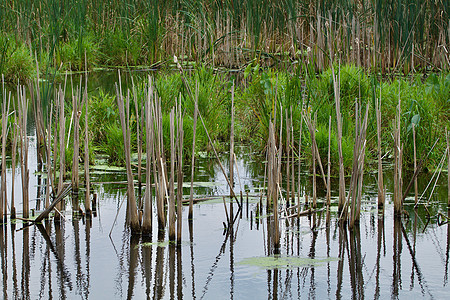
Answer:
[[34, 183, 72, 223]]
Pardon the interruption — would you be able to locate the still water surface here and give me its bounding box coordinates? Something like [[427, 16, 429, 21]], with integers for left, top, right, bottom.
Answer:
[[1, 71, 449, 299], [1, 137, 449, 299]]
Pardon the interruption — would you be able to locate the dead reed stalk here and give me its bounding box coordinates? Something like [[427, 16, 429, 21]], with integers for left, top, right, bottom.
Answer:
[[349, 103, 370, 229], [116, 73, 140, 233], [45, 105, 53, 211], [72, 87, 80, 210], [447, 129, 449, 208], [176, 101, 184, 245], [0, 81, 10, 222], [331, 64, 347, 221], [267, 121, 280, 252], [286, 110, 290, 207], [10, 113, 18, 219], [327, 116, 331, 207], [142, 80, 154, 235], [413, 123, 418, 205], [57, 87, 66, 214], [393, 95, 403, 216], [84, 87, 91, 216], [18, 85, 29, 218], [169, 109, 176, 241], [230, 82, 235, 197], [290, 109, 295, 205], [375, 97, 385, 210], [188, 83, 198, 221]]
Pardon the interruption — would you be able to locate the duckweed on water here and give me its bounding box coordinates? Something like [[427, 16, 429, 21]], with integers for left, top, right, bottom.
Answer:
[[238, 256, 340, 269]]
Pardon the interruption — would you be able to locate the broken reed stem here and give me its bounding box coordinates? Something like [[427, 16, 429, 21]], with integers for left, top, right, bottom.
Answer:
[[413, 123, 418, 205], [230, 82, 235, 197], [268, 121, 280, 253], [394, 92, 402, 216], [355, 104, 370, 224], [312, 114, 317, 208], [154, 95, 167, 229], [72, 88, 80, 211], [290, 109, 295, 205], [18, 85, 29, 219], [297, 114, 303, 206], [188, 83, 198, 221], [376, 97, 385, 210], [10, 113, 18, 219], [84, 87, 91, 216], [169, 109, 176, 241], [332, 63, 347, 220], [447, 129, 450, 208], [176, 102, 183, 245], [349, 101, 360, 228], [142, 83, 153, 236], [327, 116, 331, 207], [0, 83, 10, 222], [116, 72, 140, 233], [57, 87, 66, 214], [45, 105, 53, 211], [132, 82, 143, 207], [286, 110, 290, 207]]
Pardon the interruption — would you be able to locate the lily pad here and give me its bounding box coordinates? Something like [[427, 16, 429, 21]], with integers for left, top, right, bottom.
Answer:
[[91, 165, 126, 172], [181, 181, 224, 188], [238, 255, 340, 269], [138, 240, 190, 249]]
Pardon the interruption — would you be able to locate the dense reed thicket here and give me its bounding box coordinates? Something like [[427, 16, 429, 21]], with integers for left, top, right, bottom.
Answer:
[[0, 0, 448, 81]]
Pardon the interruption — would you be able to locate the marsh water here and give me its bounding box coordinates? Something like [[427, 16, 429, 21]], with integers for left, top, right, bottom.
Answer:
[[1, 72, 450, 299]]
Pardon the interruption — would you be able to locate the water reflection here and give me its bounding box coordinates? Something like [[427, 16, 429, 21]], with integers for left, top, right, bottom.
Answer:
[[1, 151, 449, 299]]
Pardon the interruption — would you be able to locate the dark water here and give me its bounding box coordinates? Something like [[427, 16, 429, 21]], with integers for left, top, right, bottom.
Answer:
[[1, 128, 450, 299]]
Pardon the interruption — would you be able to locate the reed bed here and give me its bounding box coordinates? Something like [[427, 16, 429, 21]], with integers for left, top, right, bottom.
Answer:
[[0, 60, 448, 245], [0, 0, 448, 80]]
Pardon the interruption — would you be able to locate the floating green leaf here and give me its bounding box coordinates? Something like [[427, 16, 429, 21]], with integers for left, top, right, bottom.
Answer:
[[238, 256, 339, 269]]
